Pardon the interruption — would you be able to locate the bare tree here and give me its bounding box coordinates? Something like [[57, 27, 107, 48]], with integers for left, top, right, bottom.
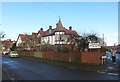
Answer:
[[68, 35, 76, 51], [0, 31, 5, 49], [68, 32, 103, 52]]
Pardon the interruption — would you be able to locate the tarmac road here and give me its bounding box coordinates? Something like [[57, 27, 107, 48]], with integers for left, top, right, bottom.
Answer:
[[2, 55, 118, 80]]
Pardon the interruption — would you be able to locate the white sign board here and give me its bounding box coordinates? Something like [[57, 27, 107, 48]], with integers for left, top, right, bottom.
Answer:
[[102, 56, 106, 59], [89, 43, 101, 49]]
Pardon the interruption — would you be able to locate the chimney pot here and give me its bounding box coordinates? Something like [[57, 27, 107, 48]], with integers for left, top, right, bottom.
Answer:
[[69, 26, 72, 30], [49, 26, 52, 29], [40, 28, 43, 31]]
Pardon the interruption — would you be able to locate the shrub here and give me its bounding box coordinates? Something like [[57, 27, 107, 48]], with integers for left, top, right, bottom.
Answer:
[[56, 45, 69, 53]]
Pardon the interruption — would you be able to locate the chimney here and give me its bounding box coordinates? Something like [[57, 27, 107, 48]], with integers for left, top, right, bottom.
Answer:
[[69, 26, 72, 30], [40, 28, 43, 31], [49, 26, 52, 29]]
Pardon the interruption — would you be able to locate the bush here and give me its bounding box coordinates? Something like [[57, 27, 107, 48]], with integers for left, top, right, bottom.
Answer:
[[40, 44, 54, 51], [56, 45, 69, 53], [10, 43, 17, 51], [41, 45, 49, 51]]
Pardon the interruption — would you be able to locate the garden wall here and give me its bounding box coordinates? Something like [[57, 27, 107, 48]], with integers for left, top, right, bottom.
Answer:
[[17, 50, 106, 65], [81, 51, 106, 64]]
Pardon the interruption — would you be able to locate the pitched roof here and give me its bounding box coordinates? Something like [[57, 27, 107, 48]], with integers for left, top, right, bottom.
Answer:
[[19, 34, 26, 41], [2, 39, 15, 46], [32, 32, 37, 38], [32, 32, 37, 36], [18, 33, 37, 42], [38, 18, 80, 37], [56, 18, 63, 30], [38, 29, 46, 37], [2, 39, 16, 50]]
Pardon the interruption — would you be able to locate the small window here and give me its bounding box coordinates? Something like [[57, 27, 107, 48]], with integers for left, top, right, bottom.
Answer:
[[49, 30, 51, 34], [59, 36, 61, 40]]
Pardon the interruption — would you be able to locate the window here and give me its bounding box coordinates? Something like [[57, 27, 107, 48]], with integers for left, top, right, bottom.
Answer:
[[49, 30, 51, 34], [59, 35, 62, 40], [47, 37, 50, 43]]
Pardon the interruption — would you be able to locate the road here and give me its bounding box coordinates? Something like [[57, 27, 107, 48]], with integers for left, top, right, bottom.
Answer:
[[2, 55, 119, 80], [106, 51, 120, 64]]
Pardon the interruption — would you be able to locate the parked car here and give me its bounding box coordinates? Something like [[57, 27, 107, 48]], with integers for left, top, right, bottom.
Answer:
[[2, 51, 9, 55], [9, 51, 19, 58]]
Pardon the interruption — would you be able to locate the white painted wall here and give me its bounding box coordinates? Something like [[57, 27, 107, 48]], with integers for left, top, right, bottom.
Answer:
[[16, 36, 22, 46], [52, 35, 55, 45], [37, 31, 76, 45]]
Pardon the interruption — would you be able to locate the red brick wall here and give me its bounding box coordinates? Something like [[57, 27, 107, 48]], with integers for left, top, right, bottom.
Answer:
[[81, 52, 98, 64], [42, 51, 70, 62], [0, 50, 2, 52], [42, 51, 54, 60], [100, 51, 106, 56], [55, 52, 70, 62], [17, 50, 35, 57], [41, 51, 81, 62], [17, 50, 106, 65], [81, 51, 106, 64]]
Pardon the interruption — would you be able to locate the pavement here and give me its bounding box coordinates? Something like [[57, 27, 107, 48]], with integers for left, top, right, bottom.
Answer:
[[2, 69, 10, 80], [32, 57, 120, 81], [21, 55, 120, 74], [52, 59, 119, 73]]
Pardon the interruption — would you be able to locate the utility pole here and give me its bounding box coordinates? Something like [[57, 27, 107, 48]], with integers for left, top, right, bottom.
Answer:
[[103, 33, 104, 46]]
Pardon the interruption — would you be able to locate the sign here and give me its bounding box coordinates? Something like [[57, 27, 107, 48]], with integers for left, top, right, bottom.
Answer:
[[102, 56, 106, 59], [89, 43, 101, 49]]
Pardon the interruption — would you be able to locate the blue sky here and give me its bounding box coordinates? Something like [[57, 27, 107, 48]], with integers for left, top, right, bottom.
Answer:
[[1, 2, 118, 46]]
